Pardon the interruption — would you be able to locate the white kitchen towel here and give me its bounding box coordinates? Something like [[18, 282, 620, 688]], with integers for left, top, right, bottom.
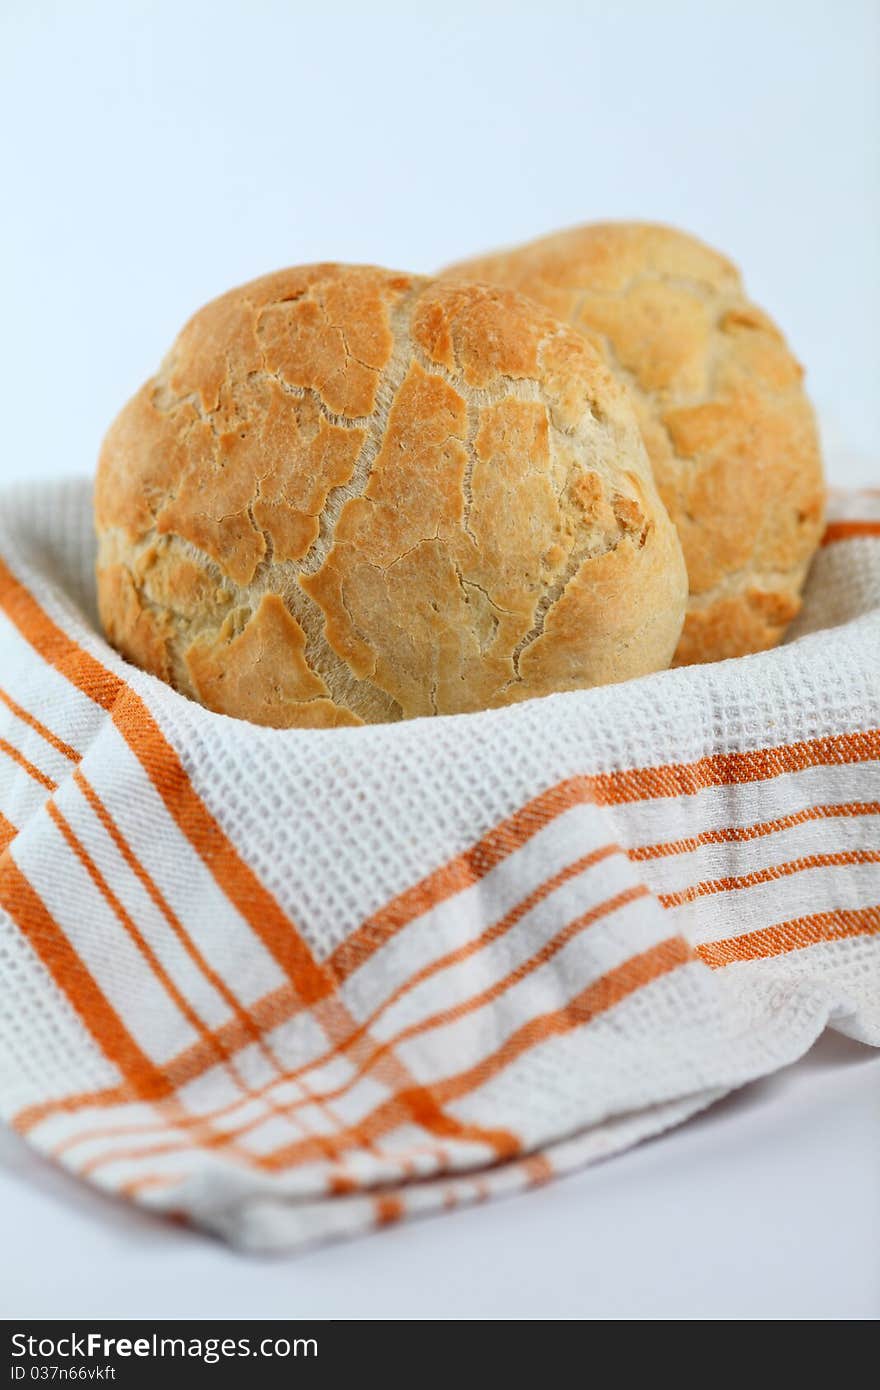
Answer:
[[0, 478, 877, 1251]]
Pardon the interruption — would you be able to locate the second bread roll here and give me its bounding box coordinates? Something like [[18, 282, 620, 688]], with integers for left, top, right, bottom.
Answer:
[[443, 223, 825, 665]]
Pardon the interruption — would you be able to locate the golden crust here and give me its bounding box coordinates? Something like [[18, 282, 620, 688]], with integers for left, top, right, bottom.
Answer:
[[442, 223, 825, 663], [186, 594, 363, 729], [95, 263, 687, 727]]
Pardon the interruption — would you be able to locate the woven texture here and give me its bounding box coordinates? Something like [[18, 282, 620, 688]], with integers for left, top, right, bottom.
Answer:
[[0, 478, 878, 1252]]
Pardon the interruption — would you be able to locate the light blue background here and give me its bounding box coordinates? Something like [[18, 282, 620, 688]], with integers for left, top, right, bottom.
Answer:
[[1, 0, 878, 487]]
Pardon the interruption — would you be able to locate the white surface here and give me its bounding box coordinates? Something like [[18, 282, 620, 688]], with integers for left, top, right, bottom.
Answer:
[[1, 0, 878, 1320], [0, 1033, 878, 1320]]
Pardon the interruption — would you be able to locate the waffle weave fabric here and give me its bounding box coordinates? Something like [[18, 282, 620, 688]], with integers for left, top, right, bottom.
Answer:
[[0, 478, 877, 1251]]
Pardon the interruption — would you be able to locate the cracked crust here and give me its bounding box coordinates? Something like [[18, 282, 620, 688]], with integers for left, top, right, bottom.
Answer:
[[95, 263, 687, 726], [441, 223, 825, 664]]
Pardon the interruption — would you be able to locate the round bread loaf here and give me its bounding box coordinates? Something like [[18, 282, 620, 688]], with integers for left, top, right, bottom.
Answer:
[[95, 263, 687, 727], [442, 223, 825, 665]]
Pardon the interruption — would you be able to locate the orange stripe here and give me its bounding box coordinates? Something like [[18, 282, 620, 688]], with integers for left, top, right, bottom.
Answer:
[[0, 811, 16, 854], [99, 880, 649, 1163], [821, 520, 880, 546], [0, 748, 348, 1149], [46, 844, 625, 1155], [118, 1173, 179, 1199], [0, 652, 377, 1157], [523, 1153, 554, 1186], [0, 563, 121, 709], [255, 935, 694, 1171], [0, 660, 325, 1110], [46, 801, 233, 1063], [46, 798, 349, 1161], [588, 732, 880, 803], [374, 1195, 404, 1226], [70, 767, 335, 1139], [271, 845, 624, 1112], [0, 685, 79, 762], [328, 1172, 359, 1195], [1, 679, 322, 1136], [305, 995, 516, 1164], [104, 985, 295, 1098], [93, 933, 692, 1176], [698, 904, 880, 967], [40, 846, 515, 1172], [79, 1110, 517, 1181], [72, 767, 277, 1052], [659, 848, 880, 910], [0, 855, 172, 1102], [328, 730, 880, 984], [14, 1084, 133, 1134], [236, 884, 652, 1135], [75, 977, 520, 1173], [16, 985, 295, 1138], [83, 861, 657, 1173], [111, 687, 331, 1003], [0, 736, 57, 792], [0, 557, 329, 1005], [421, 937, 694, 1104], [327, 796, 625, 981], [631, 800, 880, 861], [72, 770, 358, 1147], [51, 985, 508, 1165]]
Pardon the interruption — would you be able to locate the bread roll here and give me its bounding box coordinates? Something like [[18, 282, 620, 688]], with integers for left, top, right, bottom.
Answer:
[[95, 264, 687, 727], [442, 223, 825, 665]]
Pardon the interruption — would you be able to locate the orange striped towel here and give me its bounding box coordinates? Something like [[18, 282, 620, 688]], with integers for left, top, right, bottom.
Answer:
[[0, 480, 878, 1251]]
